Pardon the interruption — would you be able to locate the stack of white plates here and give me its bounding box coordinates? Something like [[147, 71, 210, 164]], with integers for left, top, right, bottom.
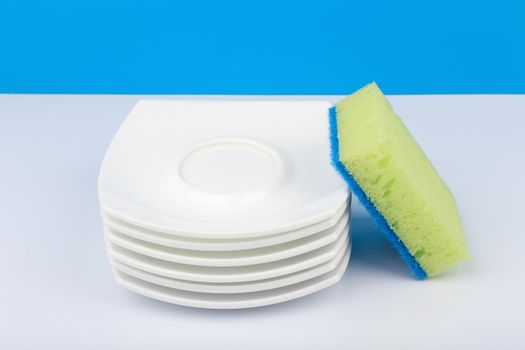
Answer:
[[99, 100, 351, 309]]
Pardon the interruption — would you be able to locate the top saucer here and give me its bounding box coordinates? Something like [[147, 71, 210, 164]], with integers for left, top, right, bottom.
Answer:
[[99, 100, 348, 238]]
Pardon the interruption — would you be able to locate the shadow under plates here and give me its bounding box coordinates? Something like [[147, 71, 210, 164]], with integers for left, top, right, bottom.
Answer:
[[118, 278, 338, 317]]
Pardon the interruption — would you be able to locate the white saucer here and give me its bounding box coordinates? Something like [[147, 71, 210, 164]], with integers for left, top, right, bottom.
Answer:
[[99, 100, 348, 238], [104, 211, 349, 267], [111, 244, 350, 294], [102, 202, 349, 251], [113, 246, 350, 309], [108, 229, 349, 283]]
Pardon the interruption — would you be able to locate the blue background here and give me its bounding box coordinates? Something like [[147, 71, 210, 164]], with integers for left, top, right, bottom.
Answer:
[[1, 0, 523, 94]]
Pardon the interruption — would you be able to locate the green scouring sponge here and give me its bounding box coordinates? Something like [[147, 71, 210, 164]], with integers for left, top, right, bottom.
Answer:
[[329, 82, 469, 278]]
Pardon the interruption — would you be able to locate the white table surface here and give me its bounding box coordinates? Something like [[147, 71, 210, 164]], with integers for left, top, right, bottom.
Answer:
[[1, 94, 524, 349]]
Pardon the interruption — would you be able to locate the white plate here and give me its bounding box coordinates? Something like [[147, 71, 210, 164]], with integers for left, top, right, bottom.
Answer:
[[113, 247, 350, 309], [99, 100, 348, 238], [110, 244, 350, 294], [108, 228, 349, 283], [102, 201, 349, 251], [104, 211, 349, 267]]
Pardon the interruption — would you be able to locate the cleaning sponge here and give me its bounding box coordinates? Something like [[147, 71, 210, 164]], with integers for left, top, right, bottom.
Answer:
[[329, 82, 469, 278]]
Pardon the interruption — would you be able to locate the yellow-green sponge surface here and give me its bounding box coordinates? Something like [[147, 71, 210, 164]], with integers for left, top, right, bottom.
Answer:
[[336, 83, 469, 277]]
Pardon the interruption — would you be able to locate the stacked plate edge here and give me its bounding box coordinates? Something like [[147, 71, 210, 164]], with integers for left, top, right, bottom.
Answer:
[[99, 100, 352, 309]]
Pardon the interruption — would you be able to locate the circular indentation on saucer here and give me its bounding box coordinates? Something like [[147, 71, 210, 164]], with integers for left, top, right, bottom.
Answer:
[[178, 138, 286, 205]]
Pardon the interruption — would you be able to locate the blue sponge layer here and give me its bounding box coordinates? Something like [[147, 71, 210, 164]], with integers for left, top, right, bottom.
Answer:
[[328, 107, 427, 280]]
